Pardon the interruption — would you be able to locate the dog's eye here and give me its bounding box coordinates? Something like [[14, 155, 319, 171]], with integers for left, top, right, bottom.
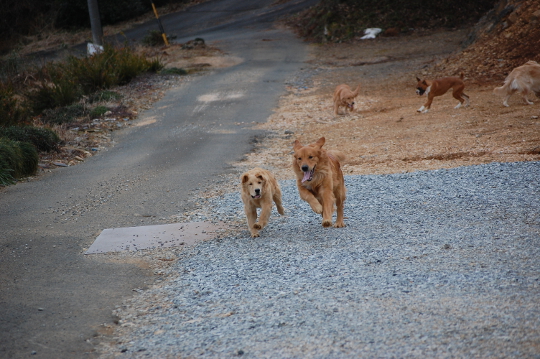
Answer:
[[258, 181, 262, 184], [309, 156, 313, 159], [297, 157, 302, 160]]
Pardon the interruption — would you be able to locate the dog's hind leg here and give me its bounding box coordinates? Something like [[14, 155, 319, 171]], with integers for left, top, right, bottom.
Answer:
[[502, 93, 512, 107], [462, 93, 470, 107], [522, 90, 534, 105], [452, 87, 467, 108], [334, 196, 346, 228]]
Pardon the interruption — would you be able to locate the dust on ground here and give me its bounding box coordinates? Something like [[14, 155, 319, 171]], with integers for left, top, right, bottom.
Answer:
[[233, 27, 540, 181]]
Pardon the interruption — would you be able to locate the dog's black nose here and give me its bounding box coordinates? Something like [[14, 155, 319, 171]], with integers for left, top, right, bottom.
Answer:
[[255, 188, 260, 194], [301, 165, 309, 172]]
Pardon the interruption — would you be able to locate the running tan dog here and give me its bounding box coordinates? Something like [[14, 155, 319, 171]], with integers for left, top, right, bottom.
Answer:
[[493, 60, 540, 107], [240, 168, 285, 237], [416, 73, 469, 113], [333, 84, 360, 115], [292, 137, 346, 228]]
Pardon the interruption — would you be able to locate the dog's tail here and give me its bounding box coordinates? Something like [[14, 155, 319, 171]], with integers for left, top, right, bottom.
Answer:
[[328, 150, 346, 163], [459, 72, 464, 80], [352, 84, 361, 97], [494, 77, 524, 96], [493, 84, 507, 96]]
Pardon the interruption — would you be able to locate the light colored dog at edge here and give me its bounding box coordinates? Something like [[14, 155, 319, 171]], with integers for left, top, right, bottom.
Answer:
[[493, 60, 540, 107]]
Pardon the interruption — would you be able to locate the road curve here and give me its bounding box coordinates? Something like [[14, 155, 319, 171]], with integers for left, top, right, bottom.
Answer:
[[0, 0, 316, 357]]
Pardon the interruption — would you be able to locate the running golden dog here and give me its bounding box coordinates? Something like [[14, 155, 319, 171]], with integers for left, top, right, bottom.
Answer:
[[240, 168, 285, 237], [292, 137, 346, 228], [493, 60, 540, 107], [333, 84, 360, 115]]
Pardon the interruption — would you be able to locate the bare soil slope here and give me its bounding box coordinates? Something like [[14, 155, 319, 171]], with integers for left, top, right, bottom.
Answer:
[[234, 26, 540, 180]]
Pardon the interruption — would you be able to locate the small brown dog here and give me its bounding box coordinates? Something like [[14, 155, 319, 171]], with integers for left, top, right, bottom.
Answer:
[[333, 84, 360, 115], [292, 137, 346, 228], [240, 168, 285, 237], [493, 60, 540, 107], [416, 73, 469, 113]]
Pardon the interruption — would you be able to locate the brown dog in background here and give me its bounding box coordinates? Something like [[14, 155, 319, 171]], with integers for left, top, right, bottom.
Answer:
[[292, 137, 346, 228], [240, 168, 285, 237], [416, 73, 469, 113], [333, 84, 360, 115], [493, 60, 540, 107]]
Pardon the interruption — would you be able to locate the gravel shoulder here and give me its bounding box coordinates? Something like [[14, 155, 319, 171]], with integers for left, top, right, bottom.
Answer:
[[97, 28, 540, 358], [101, 161, 540, 358]]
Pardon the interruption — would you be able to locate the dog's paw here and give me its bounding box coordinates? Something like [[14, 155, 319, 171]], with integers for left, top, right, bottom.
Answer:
[[250, 231, 260, 238], [334, 221, 346, 228], [253, 223, 262, 230], [277, 207, 285, 216], [312, 204, 323, 214], [322, 219, 333, 228]]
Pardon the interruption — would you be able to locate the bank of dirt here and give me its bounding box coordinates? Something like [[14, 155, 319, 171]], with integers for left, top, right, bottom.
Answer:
[[235, 27, 540, 180]]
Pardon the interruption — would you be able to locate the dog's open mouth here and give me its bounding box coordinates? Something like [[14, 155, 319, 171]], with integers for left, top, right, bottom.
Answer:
[[251, 194, 261, 199], [301, 166, 315, 183], [416, 88, 425, 96]]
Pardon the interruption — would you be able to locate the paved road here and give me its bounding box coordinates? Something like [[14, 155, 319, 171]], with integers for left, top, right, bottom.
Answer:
[[0, 0, 317, 357]]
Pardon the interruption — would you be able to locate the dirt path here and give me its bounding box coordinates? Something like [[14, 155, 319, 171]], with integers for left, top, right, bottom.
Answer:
[[235, 28, 540, 179]]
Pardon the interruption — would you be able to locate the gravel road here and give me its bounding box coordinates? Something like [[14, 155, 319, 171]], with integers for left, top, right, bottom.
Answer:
[[102, 161, 540, 358]]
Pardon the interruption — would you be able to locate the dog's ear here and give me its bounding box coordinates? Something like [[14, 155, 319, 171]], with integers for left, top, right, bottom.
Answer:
[[293, 139, 303, 151], [422, 80, 428, 85], [416, 77, 421, 82], [315, 137, 325, 148], [241, 174, 249, 184]]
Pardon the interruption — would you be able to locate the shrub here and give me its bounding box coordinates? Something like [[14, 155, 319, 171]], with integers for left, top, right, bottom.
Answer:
[[26, 63, 81, 114], [290, 0, 497, 42], [0, 126, 60, 152], [142, 30, 165, 47], [90, 105, 108, 118], [41, 104, 87, 125], [0, 138, 38, 180], [0, 166, 15, 186], [25, 45, 160, 113], [88, 90, 122, 103], [147, 57, 165, 73], [0, 81, 29, 126]]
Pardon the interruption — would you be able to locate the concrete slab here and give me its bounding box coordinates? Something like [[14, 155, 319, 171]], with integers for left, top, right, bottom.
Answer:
[[85, 222, 226, 254]]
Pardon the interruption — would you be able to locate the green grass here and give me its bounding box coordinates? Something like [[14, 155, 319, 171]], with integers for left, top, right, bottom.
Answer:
[[90, 105, 109, 118]]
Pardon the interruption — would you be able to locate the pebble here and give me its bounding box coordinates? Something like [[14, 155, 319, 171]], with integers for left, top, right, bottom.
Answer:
[[104, 162, 540, 358]]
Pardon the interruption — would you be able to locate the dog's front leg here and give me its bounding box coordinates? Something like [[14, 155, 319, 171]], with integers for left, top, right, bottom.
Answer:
[[254, 201, 273, 231], [244, 205, 259, 237], [320, 189, 335, 228], [273, 190, 285, 216], [297, 185, 323, 214], [418, 96, 433, 113]]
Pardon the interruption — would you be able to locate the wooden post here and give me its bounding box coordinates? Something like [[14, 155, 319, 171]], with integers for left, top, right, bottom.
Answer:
[[151, 1, 169, 46]]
